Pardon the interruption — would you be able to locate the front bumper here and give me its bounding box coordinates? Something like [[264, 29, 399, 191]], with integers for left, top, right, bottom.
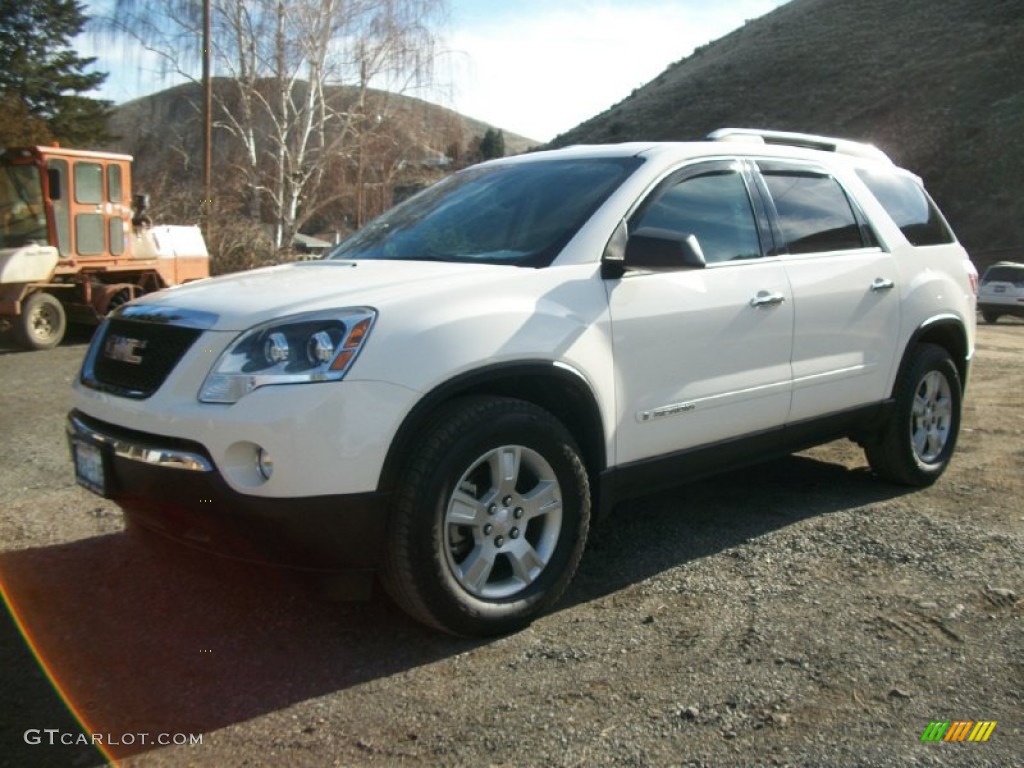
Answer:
[[68, 411, 390, 569]]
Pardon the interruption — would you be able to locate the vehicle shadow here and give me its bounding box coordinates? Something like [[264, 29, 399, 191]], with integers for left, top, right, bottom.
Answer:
[[0, 451, 909, 765], [564, 452, 910, 608], [0, 324, 96, 355], [0, 526, 470, 766]]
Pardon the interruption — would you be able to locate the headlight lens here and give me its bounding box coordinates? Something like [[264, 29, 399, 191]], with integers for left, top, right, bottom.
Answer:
[[199, 308, 376, 403]]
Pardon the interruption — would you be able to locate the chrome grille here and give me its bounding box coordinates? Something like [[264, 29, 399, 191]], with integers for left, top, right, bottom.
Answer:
[[82, 318, 202, 398]]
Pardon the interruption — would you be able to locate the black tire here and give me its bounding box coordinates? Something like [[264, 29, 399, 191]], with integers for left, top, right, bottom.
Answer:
[[15, 292, 67, 351], [981, 311, 999, 324], [106, 288, 133, 313], [864, 343, 962, 486], [382, 396, 591, 636]]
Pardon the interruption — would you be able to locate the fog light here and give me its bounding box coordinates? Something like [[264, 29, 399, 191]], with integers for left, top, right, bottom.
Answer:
[[257, 448, 274, 480]]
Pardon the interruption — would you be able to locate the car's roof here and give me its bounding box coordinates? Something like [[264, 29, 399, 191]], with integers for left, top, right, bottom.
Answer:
[[488, 136, 899, 174]]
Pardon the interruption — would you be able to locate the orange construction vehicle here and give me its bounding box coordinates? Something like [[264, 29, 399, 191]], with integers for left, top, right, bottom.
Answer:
[[0, 145, 209, 350]]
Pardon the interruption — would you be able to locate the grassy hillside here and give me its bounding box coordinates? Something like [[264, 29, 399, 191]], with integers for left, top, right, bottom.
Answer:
[[552, 0, 1024, 266]]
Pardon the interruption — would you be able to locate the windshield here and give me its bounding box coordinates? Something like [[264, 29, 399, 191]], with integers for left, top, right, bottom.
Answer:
[[328, 157, 642, 268], [0, 162, 47, 248]]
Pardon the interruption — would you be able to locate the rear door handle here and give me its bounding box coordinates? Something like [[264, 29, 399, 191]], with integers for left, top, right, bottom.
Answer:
[[749, 291, 786, 308], [870, 278, 895, 292]]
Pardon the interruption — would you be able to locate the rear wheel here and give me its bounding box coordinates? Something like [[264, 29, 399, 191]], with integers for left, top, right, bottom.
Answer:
[[383, 396, 591, 636], [15, 292, 66, 350], [106, 288, 134, 313], [864, 343, 962, 486]]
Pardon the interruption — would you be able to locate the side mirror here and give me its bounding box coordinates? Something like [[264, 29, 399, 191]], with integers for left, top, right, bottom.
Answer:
[[132, 193, 152, 229], [47, 168, 62, 200], [624, 227, 706, 271]]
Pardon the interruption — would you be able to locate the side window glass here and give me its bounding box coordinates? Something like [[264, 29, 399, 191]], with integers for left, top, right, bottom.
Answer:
[[109, 217, 124, 255], [46, 159, 72, 257], [761, 168, 865, 254], [856, 168, 954, 246], [76, 214, 105, 255], [107, 165, 122, 204], [74, 162, 104, 205], [632, 169, 762, 263]]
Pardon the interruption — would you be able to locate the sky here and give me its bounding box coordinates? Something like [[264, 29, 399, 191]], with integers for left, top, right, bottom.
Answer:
[[80, 0, 789, 143]]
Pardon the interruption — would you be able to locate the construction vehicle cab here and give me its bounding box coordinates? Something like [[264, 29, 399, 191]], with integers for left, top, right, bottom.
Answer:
[[0, 145, 208, 350]]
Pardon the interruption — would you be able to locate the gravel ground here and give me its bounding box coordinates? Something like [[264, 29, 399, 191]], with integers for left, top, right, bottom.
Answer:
[[0, 321, 1020, 768]]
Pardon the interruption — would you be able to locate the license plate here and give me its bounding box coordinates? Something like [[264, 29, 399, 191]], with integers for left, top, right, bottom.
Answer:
[[73, 440, 107, 496], [993, 285, 1006, 293]]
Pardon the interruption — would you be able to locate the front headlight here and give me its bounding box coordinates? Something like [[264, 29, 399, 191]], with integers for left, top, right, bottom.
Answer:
[[199, 308, 376, 403]]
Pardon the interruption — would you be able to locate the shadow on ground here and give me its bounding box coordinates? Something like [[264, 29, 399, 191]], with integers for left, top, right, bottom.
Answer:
[[0, 451, 907, 765], [0, 324, 96, 355], [566, 452, 906, 607]]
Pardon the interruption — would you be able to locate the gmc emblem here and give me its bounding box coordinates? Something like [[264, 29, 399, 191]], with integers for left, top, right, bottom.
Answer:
[[103, 335, 148, 365]]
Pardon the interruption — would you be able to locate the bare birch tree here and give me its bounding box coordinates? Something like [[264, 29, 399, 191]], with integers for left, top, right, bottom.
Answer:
[[102, 0, 447, 249]]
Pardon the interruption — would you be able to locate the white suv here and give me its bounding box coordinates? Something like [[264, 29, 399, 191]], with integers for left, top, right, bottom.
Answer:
[[68, 129, 978, 636], [978, 261, 1024, 323]]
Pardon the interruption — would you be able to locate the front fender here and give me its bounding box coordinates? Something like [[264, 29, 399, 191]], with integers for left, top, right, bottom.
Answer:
[[376, 360, 609, 498], [353, 265, 616, 494]]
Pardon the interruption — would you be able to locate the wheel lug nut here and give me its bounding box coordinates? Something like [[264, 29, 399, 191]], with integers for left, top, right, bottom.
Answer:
[[487, 504, 497, 515], [510, 527, 520, 539], [513, 507, 524, 519], [502, 495, 513, 506], [483, 524, 493, 535], [495, 536, 504, 548]]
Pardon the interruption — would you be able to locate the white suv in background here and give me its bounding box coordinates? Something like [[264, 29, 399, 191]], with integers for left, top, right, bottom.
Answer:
[[978, 261, 1024, 323], [68, 129, 978, 636]]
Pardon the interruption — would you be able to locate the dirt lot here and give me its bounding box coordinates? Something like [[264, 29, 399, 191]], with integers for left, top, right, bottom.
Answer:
[[0, 321, 1020, 768]]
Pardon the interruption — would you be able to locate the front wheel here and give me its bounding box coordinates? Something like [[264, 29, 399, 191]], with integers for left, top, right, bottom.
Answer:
[[15, 292, 67, 351], [864, 343, 962, 486], [981, 310, 1000, 324], [383, 396, 591, 636]]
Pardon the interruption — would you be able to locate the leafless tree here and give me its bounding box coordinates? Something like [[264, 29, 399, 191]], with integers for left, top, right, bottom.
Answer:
[[102, 0, 447, 249]]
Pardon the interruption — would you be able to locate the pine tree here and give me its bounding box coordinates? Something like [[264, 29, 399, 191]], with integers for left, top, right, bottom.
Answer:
[[0, 0, 111, 146], [479, 128, 506, 160]]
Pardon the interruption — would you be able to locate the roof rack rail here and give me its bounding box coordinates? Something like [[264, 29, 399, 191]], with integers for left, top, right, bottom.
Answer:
[[707, 128, 892, 163]]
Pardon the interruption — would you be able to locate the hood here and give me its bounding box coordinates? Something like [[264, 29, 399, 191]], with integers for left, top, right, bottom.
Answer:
[[130, 259, 511, 331]]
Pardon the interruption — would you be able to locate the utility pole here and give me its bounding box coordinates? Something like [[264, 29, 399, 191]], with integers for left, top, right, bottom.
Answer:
[[201, 0, 213, 233]]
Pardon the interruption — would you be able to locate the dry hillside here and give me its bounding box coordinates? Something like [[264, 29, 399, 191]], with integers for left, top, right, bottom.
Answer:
[[552, 0, 1024, 268], [103, 80, 538, 247], [108, 79, 538, 180]]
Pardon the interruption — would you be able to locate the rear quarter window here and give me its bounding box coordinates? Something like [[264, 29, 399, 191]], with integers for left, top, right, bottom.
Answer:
[[856, 168, 954, 246]]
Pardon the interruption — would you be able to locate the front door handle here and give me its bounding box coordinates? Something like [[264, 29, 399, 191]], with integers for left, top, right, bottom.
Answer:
[[870, 278, 896, 292], [750, 291, 786, 308]]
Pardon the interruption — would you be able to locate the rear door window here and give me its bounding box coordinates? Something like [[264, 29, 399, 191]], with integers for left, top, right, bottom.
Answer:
[[758, 162, 874, 254]]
